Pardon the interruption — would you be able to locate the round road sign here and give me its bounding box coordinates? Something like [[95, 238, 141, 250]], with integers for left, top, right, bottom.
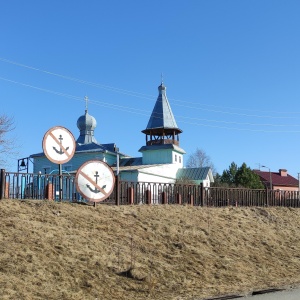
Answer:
[[42, 126, 76, 164], [75, 160, 115, 202]]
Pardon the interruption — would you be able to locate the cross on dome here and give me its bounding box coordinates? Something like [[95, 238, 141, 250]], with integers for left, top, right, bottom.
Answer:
[[84, 95, 89, 112]]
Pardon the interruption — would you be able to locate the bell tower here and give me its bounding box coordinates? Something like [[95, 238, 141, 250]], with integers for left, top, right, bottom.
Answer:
[[139, 82, 185, 166]]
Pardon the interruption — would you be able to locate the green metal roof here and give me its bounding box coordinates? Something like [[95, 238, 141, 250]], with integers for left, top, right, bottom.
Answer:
[[176, 167, 210, 181]]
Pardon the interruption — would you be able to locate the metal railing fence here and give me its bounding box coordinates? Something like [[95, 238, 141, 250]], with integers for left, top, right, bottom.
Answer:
[[0, 170, 78, 202], [1, 170, 300, 208]]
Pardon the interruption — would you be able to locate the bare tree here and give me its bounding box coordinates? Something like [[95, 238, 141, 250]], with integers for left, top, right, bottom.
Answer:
[[186, 148, 216, 175], [0, 114, 18, 168]]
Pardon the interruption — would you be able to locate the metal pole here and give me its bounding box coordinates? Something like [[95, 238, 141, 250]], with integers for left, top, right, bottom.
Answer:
[[261, 165, 272, 189], [59, 164, 63, 201], [115, 175, 120, 206], [116, 147, 119, 176], [117, 153, 119, 176], [115, 147, 120, 206], [0, 169, 5, 200]]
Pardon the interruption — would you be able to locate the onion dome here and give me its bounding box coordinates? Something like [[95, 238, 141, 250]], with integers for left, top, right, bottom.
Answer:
[[76, 108, 97, 144]]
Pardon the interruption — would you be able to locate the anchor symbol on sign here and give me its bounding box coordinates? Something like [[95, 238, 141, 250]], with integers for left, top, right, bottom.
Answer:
[[53, 135, 69, 155], [86, 171, 106, 194]]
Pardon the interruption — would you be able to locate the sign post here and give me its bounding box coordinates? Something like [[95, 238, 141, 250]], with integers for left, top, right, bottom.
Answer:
[[42, 126, 76, 200]]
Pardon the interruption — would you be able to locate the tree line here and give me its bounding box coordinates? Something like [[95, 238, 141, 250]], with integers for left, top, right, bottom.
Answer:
[[187, 148, 264, 189]]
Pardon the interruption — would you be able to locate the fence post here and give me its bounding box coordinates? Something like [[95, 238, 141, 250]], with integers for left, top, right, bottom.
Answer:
[[176, 192, 182, 205], [46, 183, 54, 200], [189, 193, 194, 206], [115, 175, 120, 206], [162, 191, 167, 204], [128, 186, 134, 205], [265, 187, 269, 207], [200, 183, 204, 206], [145, 189, 151, 205], [0, 169, 5, 200]]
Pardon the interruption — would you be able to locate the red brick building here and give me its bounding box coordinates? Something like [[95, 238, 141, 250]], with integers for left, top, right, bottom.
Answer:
[[253, 169, 299, 191]]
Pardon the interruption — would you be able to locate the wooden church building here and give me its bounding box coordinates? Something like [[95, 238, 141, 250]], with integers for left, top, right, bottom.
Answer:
[[31, 82, 214, 187]]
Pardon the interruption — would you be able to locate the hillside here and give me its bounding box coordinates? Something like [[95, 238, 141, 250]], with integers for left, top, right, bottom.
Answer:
[[0, 200, 300, 300]]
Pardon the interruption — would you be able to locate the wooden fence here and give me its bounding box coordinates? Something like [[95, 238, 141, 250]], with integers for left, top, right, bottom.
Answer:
[[1, 169, 300, 207]]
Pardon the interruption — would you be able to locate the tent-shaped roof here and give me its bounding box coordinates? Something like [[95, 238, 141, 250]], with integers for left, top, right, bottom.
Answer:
[[142, 83, 182, 135]]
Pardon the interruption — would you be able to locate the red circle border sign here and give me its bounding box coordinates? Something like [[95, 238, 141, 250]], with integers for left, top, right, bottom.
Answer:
[[75, 160, 115, 202], [42, 126, 76, 164]]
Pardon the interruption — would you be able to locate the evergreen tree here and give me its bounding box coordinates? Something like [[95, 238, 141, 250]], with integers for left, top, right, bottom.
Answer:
[[220, 162, 238, 186], [235, 163, 264, 189], [218, 162, 264, 189]]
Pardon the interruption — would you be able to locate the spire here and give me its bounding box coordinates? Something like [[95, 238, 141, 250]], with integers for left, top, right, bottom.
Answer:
[[145, 82, 180, 130], [142, 81, 182, 146]]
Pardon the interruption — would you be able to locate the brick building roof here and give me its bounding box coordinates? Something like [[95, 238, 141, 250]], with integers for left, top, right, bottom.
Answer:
[[253, 169, 298, 188]]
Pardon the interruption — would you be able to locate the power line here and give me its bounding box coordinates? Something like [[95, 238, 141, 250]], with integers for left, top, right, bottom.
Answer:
[[176, 114, 300, 127], [0, 76, 151, 114], [1, 76, 300, 133], [0, 57, 153, 99], [173, 103, 298, 119], [1, 57, 300, 118]]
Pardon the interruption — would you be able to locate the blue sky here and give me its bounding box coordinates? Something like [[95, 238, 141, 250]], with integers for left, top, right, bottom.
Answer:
[[1, 0, 300, 178]]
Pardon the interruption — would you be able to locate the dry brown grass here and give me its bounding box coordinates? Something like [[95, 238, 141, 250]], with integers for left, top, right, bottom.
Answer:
[[0, 200, 300, 300]]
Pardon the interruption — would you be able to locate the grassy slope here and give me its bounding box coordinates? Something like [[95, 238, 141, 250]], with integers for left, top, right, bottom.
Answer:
[[0, 200, 300, 300]]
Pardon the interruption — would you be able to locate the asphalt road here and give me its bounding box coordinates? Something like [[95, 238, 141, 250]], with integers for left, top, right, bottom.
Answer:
[[237, 287, 300, 299]]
